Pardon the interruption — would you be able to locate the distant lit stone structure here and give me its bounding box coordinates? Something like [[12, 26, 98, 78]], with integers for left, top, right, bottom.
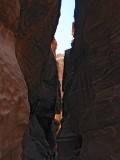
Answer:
[[56, 54, 64, 98]]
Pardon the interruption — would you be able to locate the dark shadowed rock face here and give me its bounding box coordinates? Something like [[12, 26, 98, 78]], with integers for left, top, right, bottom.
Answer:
[[1, 0, 120, 159], [23, 50, 60, 160], [62, 49, 74, 120], [16, 0, 61, 110], [0, 0, 20, 32], [16, 0, 61, 159], [59, 0, 120, 159]]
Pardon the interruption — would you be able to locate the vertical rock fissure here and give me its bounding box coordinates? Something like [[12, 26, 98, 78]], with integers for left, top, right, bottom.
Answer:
[[1, 0, 120, 159]]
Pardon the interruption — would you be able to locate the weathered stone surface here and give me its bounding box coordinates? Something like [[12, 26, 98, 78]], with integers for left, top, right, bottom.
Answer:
[[62, 49, 74, 120], [23, 50, 59, 159], [0, 0, 60, 159], [57, 114, 82, 160], [16, 0, 61, 109], [23, 115, 50, 160], [62, 0, 120, 159], [57, 49, 82, 160], [56, 54, 64, 98], [51, 38, 57, 57], [36, 50, 58, 150], [0, 22, 30, 159], [3, 0, 120, 159], [0, 0, 20, 30], [15, 1, 61, 158]]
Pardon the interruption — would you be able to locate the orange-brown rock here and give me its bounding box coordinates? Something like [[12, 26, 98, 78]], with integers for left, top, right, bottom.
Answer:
[[51, 38, 57, 58], [0, 2, 30, 158], [0, 0, 20, 31], [56, 54, 64, 98]]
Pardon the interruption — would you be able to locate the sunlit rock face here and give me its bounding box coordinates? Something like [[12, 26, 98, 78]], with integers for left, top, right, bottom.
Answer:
[[0, 1, 30, 159], [65, 0, 120, 159], [56, 54, 64, 98]]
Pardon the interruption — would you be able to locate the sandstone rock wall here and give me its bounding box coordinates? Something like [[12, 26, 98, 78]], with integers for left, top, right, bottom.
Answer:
[[0, 0, 61, 159], [62, 0, 120, 159], [16, 0, 61, 159], [0, 1, 30, 159], [62, 49, 74, 120], [56, 54, 64, 97], [16, 0, 61, 109]]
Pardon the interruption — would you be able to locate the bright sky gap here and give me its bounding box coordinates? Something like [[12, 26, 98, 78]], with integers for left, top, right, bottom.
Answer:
[[55, 0, 75, 54]]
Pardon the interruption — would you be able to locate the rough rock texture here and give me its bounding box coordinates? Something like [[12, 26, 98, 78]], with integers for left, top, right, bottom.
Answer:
[[16, 0, 61, 109], [0, 1, 30, 159], [62, 49, 74, 120], [56, 54, 64, 98], [0, 0, 20, 32], [23, 51, 60, 160], [35, 50, 58, 152], [16, 0, 61, 159], [0, 0, 61, 159], [57, 49, 82, 160], [60, 0, 120, 159]]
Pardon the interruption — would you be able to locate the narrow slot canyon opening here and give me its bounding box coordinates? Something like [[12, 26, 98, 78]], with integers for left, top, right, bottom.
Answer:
[[54, 0, 75, 131], [53, 1, 82, 159], [1, 0, 120, 160]]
